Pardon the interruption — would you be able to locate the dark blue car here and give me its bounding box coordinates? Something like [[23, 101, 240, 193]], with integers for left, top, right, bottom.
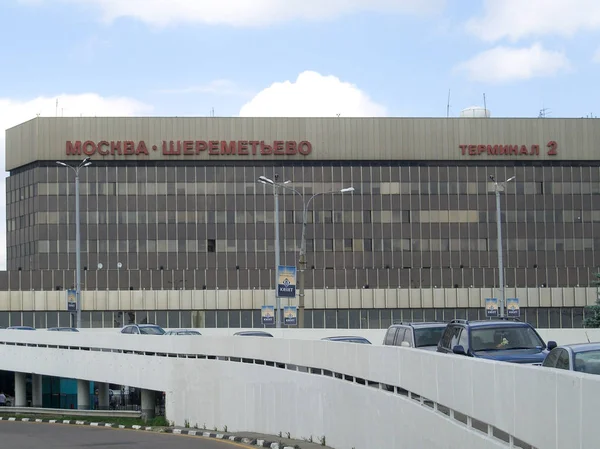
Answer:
[[437, 319, 556, 365]]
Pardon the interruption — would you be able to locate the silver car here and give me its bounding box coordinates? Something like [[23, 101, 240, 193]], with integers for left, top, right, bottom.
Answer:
[[542, 342, 600, 375]]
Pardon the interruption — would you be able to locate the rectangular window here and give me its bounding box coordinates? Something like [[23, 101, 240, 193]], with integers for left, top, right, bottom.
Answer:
[[207, 239, 216, 253]]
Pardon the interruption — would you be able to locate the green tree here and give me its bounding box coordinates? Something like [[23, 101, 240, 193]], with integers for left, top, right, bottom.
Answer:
[[584, 271, 600, 328]]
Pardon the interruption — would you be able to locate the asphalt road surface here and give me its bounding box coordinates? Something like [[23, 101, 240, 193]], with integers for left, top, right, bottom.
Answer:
[[0, 421, 249, 449]]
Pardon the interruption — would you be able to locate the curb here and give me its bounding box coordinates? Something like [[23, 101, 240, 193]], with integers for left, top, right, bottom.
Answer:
[[167, 429, 298, 448], [0, 416, 156, 431], [0, 417, 299, 449]]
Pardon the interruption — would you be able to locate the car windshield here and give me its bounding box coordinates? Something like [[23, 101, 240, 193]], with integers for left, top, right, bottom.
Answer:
[[574, 350, 600, 375], [471, 326, 544, 351], [140, 326, 165, 335], [414, 327, 446, 347]]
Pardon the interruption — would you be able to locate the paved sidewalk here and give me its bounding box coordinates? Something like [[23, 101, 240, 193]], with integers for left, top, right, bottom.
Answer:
[[172, 427, 335, 449]]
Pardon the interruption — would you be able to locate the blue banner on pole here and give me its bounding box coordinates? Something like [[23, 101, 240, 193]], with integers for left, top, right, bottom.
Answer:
[[261, 305, 275, 326], [506, 298, 520, 317], [485, 298, 498, 317], [277, 265, 296, 298], [284, 306, 298, 326], [66, 289, 77, 312]]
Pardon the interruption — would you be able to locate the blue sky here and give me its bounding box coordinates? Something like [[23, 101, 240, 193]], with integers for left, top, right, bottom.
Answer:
[[1, 0, 599, 120], [0, 0, 599, 267]]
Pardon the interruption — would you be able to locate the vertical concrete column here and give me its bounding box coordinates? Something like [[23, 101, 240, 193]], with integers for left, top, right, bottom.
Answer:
[[77, 380, 90, 410], [141, 389, 156, 420], [14, 372, 27, 407], [97, 382, 110, 410], [31, 374, 43, 407]]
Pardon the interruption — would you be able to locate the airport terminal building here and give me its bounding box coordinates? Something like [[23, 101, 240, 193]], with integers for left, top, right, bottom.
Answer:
[[2, 116, 600, 329]]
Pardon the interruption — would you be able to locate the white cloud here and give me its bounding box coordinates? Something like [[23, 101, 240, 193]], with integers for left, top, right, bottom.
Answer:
[[467, 0, 600, 42], [238, 71, 387, 117], [21, 0, 445, 26], [0, 93, 152, 270], [454, 44, 571, 84]]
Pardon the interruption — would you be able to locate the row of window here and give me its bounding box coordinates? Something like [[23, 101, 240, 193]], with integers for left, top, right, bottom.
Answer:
[[16, 209, 600, 230], [20, 181, 600, 200], [29, 237, 600, 256], [0, 307, 587, 330]]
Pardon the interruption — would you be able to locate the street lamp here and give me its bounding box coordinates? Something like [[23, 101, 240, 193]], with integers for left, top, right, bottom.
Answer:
[[258, 176, 354, 328], [258, 175, 291, 328], [489, 174, 515, 318], [56, 157, 92, 328]]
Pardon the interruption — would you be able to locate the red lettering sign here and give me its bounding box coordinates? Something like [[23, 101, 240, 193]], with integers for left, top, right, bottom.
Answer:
[[65, 140, 312, 157], [460, 142, 556, 157]]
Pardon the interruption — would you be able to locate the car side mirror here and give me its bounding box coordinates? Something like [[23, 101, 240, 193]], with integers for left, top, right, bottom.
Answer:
[[547, 341, 557, 351], [400, 341, 411, 348], [452, 345, 467, 355]]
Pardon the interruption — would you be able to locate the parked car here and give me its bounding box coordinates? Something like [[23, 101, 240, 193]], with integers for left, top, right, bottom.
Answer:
[[7, 326, 36, 330], [120, 324, 165, 335], [165, 329, 202, 335], [233, 331, 273, 337], [383, 322, 447, 351], [48, 327, 79, 332], [321, 336, 372, 344], [437, 318, 556, 365], [542, 343, 600, 374]]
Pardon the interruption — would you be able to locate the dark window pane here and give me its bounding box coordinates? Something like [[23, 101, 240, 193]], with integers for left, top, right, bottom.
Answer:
[[91, 312, 102, 328], [549, 308, 561, 328], [205, 311, 216, 328], [58, 312, 71, 327], [538, 308, 549, 328], [156, 310, 168, 328], [229, 310, 241, 328], [46, 312, 58, 328], [573, 308, 584, 328], [181, 311, 192, 328], [241, 310, 252, 328], [216, 311, 228, 328], [103, 312, 113, 328], [20, 312, 32, 327], [313, 309, 325, 328], [251, 310, 261, 328], [325, 310, 336, 328], [168, 311, 180, 328], [337, 310, 349, 329], [368, 310, 380, 328], [561, 308, 572, 328], [380, 309, 391, 328], [349, 310, 360, 328]]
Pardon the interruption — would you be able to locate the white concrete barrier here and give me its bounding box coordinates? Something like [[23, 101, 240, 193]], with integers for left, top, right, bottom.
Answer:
[[75, 327, 600, 346], [0, 330, 597, 449]]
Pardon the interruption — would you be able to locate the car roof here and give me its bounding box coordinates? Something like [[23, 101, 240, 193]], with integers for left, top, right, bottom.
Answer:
[[234, 331, 273, 336], [451, 319, 532, 329], [560, 342, 600, 352], [390, 322, 447, 329], [137, 324, 162, 327]]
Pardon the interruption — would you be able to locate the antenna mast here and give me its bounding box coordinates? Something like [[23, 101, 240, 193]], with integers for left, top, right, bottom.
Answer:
[[446, 89, 451, 118], [483, 93, 487, 116]]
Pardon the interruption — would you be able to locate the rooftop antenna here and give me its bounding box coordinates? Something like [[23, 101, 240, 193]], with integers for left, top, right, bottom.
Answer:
[[483, 93, 487, 117], [210, 107, 215, 117], [336, 113, 341, 117], [539, 108, 551, 118], [55, 98, 58, 117], [446, 89, 451, 118]]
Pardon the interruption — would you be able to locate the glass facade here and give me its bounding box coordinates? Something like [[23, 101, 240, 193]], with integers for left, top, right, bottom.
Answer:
[[5, 162, 600, 291], [0, 307, 587, 330]]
